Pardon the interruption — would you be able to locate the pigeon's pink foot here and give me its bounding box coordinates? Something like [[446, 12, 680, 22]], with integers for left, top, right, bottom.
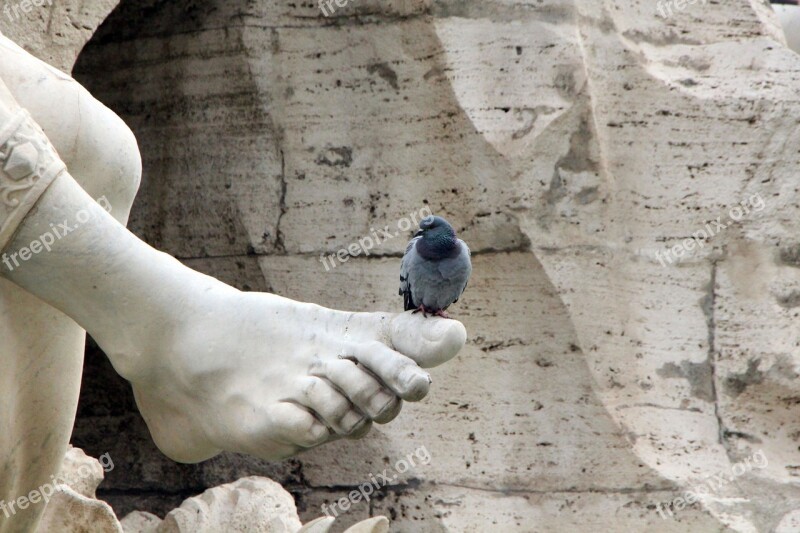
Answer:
[[412, 304, 429, 318], [434, 310, 452, 319]]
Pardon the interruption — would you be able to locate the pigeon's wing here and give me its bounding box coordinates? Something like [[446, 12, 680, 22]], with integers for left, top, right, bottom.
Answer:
[[400, 237, 421, 311], [455, 239, 472, 302], [438, 239, 472, 306]]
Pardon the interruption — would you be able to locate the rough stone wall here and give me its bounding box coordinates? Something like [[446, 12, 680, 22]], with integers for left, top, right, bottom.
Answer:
[[4, 0, 800, 531], [0, 0, 117, 71]]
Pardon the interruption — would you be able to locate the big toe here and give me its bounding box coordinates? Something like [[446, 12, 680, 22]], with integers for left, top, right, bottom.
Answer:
[[389, 312, 467, 368]]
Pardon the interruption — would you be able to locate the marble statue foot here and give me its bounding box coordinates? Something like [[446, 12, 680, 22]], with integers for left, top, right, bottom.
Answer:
[[0, 63, 466, 466], [131, 297, 466, 462], [1, 165, 466, 464]]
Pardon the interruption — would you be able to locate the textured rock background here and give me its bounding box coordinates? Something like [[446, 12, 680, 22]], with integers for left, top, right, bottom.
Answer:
[[4, 0, 800, 531], [37, 446, 123, 533], [0, 0, 117, 71]]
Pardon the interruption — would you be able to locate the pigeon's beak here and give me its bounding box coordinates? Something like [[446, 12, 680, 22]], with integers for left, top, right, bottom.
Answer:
[[414, 230, 424, 238]]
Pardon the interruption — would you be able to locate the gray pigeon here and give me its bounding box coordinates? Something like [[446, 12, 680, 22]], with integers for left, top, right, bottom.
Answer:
[[399, 215, 472, 318]]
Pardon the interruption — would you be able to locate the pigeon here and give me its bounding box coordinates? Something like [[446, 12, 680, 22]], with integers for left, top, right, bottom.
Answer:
[[399, 215, 472, 318]]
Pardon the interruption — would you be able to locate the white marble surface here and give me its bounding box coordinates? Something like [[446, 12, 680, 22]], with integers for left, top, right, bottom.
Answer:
[[774, 4, 800, 53]]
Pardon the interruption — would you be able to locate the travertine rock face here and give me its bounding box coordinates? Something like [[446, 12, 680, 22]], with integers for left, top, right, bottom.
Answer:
[[54, 446, 107, 498], [35, 451, 382, 533], [37, 446, 123, 533], [121, 511, 163, 533], [0, 0, 118, 71], [36, 487, 123, 533], [157, 477, 302, 533], [119, 478, 390, 533], [22, 0, 800, 531]]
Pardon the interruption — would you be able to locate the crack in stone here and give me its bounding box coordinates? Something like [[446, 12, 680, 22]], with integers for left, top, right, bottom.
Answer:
[[616, 403, 703, 414], [432, 482, 677, 495], [274, 149, 287, 254], [303, 480, 677, 496], [704, 261, 729, 452]]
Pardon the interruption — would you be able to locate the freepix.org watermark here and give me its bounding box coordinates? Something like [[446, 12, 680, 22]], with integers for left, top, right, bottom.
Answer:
[[3, 0, 53, 22], [1, 195, 112, 273], [319, 0, 352, 17], [654, 449, 767, 520], [320, 445, 431, 517], [0, 452, 114, 518], [656, 0, 708, 18], [319, 206, 432, 272], [655, 192, 765, 267]]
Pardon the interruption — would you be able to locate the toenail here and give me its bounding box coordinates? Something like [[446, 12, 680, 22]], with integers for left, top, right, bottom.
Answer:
[[306, 423, 330, 445], [398, 366, 430, 400], [341, 410, 365, 432], [371, 391, 395, 416], [399, 366, 421, 386]]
